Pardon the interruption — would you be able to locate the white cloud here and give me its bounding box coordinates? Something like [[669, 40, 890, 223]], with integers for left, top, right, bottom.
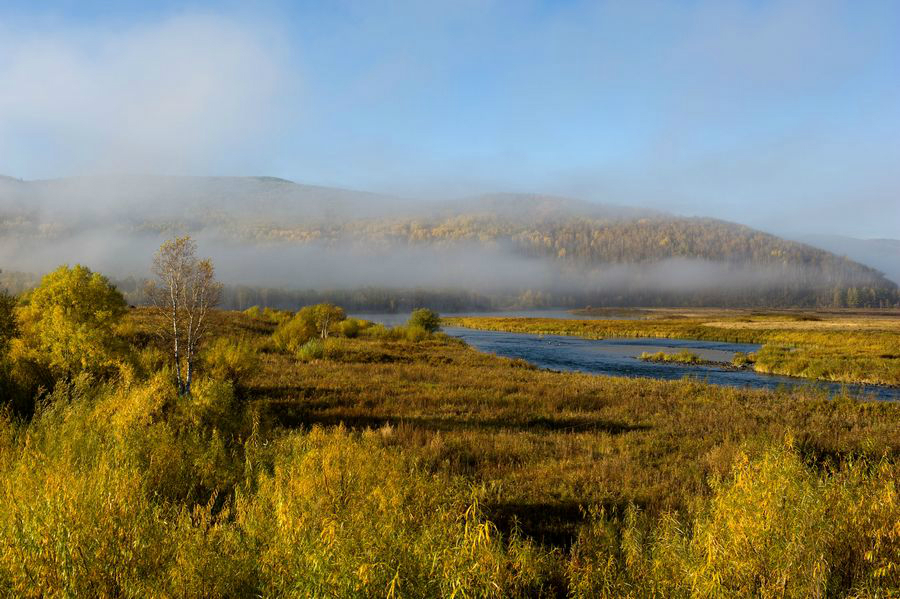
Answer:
[[0, 13, 291, 176]]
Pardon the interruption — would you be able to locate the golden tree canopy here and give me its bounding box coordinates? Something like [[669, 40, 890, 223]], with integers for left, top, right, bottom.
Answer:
[[16, 265, 126, 377]]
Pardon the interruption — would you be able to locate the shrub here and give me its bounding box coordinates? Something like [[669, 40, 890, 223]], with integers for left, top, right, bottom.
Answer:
[[568, 443, 900, 598], [0, 351, 51, 415], [0, 391, 553, 597], [0, 385, 253, 597], [322, 337, 352, 361], [339, 318, 360, 338], [135, 345, 169, 378], [405, 324, 429, 342], [408, 308, 441, 333], [296, 339, 324, 362], [361, 323, 406, 341], [242, 305, 262, 319], [273, 305, 351, 350], [262, 307, 292, 325], [235, 427, 552, 597], [271, 316, 316, 353], [177, 378, 239, 433], [203, 337, 260, 387]]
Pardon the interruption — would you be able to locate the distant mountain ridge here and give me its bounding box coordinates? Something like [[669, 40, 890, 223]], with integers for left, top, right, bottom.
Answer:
[[0, 175, 896, 308]]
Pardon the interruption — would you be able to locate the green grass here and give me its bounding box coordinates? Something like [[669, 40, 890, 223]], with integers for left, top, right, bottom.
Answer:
[[0, 308, 898, 596]]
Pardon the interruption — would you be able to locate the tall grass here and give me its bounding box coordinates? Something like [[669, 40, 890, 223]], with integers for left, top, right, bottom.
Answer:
[[639, 350, 703, 364], [1, 309, 898, 595], [568, 442, 900, 597], [0, 376, 555, 597]]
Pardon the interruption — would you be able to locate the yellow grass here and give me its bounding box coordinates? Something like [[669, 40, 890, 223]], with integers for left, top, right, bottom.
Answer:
[[0, 308, 897, 596]]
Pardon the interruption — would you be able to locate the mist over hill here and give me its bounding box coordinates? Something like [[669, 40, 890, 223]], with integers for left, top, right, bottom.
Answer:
[[1, 175, 896, 309], [796, 235, 900, 286]]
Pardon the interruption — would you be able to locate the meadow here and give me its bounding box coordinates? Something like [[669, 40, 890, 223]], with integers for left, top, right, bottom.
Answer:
[[445, 309, 900, 386], [0, 302, 897, 597]]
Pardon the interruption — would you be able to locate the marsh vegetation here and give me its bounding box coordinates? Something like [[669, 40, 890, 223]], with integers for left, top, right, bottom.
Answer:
[[638, 349, 706, 364], [0, 256, 898, 596]]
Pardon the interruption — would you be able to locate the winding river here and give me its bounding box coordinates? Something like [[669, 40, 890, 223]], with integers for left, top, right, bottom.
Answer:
[[354, 312, 900, 401]]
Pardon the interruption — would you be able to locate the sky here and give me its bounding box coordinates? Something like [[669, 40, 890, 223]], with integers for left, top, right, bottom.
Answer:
[[0, 0, 898, 238]]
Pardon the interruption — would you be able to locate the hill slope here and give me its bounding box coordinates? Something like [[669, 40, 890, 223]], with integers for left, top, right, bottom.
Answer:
[[798, 235, 900, 286], [0, 175, 896, 308]]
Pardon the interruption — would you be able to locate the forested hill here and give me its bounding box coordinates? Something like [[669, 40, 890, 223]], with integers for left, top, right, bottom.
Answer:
[[0, 175, 897, 308], [798, 234, 900, 286]]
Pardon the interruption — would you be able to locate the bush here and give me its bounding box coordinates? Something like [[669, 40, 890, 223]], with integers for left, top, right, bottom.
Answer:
[[296, 339, 324, 362], [339, 318, 360, 338], [135, 345, 168, 378], [273, 305, 352, 351], [408, 308, 441, 333], [177, 379, 240, 434], [242, 305, 262, 319], [567, 442, 900, 598], [0, 383, 253, 597], [360, 323, 407, 341], [0, 389, 552, 598], [235, 427, 552, 597], [271, 317, 316, 353], [262, 307, 292, 325], [405, 325, 429, 342], [203, 337, 260, 387]]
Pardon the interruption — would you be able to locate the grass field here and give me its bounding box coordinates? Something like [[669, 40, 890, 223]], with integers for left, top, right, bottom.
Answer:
[[445, 309, 900, 386], [1, 308, 898, 596]]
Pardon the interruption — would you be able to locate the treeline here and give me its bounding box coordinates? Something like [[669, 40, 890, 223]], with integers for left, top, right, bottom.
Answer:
[[223, 214, 900, 307], [211, 284, 898, 311], [4, 211, 898, 310], [6, 271, 899, 312], [236, 214, 888, 279]]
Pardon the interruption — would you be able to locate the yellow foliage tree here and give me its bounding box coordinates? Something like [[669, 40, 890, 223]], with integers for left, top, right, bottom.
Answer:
[[15, 265, 127, 379]]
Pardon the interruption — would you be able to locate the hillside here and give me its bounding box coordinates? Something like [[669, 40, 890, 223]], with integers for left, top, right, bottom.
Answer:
[[1, 175, 897, 308], [798, 234, 900, 286]]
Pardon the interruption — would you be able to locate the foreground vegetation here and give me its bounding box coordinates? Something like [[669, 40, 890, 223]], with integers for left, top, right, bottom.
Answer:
[[1, 266, 899, 596], [446, 311, 900, 386]]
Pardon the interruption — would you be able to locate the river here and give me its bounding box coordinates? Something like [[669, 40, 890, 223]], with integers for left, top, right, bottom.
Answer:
[[354, 312, 900, 401]]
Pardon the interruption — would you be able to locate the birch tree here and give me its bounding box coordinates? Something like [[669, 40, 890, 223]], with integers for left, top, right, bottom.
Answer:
[[147, 236, 222, 395]]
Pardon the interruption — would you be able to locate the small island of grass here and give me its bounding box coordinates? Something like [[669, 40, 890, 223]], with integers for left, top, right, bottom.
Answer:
[[639, 349, 704, 364]]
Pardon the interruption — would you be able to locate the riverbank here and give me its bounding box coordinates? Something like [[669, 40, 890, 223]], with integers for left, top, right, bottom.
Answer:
[[443, 311, 900, 387]]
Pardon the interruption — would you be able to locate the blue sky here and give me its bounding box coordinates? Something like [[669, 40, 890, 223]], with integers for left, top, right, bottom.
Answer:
[[0, 0, 898, 237]]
